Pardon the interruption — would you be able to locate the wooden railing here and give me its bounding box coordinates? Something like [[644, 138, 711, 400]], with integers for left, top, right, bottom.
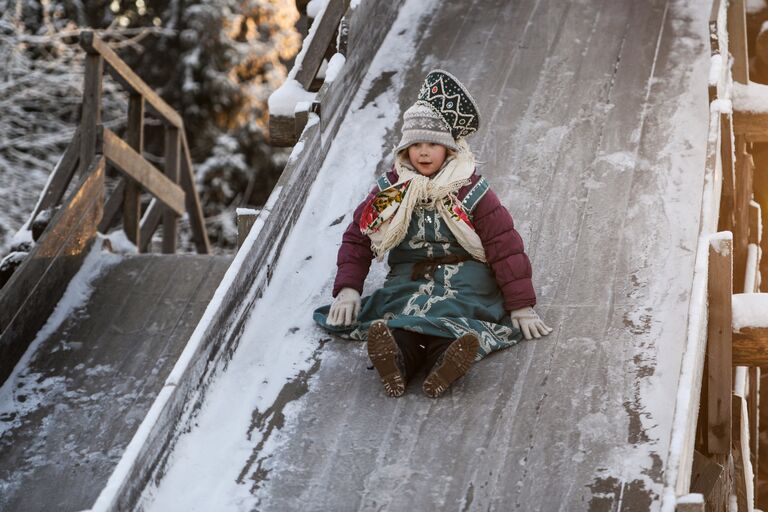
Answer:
[[32, 30, 210, 254], [668, 1, 766, 511], [0, 30, 212, 385], [268, 0, 350, 146]]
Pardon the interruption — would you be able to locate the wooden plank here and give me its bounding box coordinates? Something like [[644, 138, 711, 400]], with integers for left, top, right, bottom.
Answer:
[[690, 451, 728, 509], [162, 126, 180, 253], [30, 128, 81, 223], [732, 372, 751, 512], [734, 138, 753, 293], [749, 366, 760, 492], [139, 199, 162, 253], [98, 179, 125, 233], [102, 127, 185, 215], [720, 113, 736, 233], [236, 209, 258, 249], [179, 131, 210, 254], [124, 94, 144, 247], [728, 0, 749, 84], [293, 0, 348, 89], [79, 53, 103, 176], [734, 327, 768, 365], [270, 115, 299, 147], [749, 201, 761, 245], [79, 31, 183, 129], [707, 235, 733, 454], [733, 111, 768, 143], [0, 157, 105, 384]]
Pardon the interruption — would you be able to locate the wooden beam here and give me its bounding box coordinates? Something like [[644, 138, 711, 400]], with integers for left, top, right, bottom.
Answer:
[[162, 126, 180, 253], [102, 127, 185, 215], [733, 327, 768, 365], [749, 366, 760, 492], [179, 131, 210, 254], [720, 113, 736, 233], [733, 111, 768, 143], [732, 369, 751, 512], [237, 209, 258, 249], [689, 450, 729, 510], [728, 0, 749, 84], [79, 31, 183, 129], [79, 52, 103, 176], [707, 235, 733, 454], [124, 94, 144, 247], [749, 201, 762, 245], [293, 0, 348, 89], [139, 199, 162, 253], [98, 179, 125, 233]]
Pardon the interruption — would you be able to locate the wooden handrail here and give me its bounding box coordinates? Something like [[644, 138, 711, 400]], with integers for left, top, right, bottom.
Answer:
[[269, 0, 350, 146], [102, 127, 185, 215], [71, 29, 210, 254], [293, 0, 349, 89], [80, 31, 183, 129]]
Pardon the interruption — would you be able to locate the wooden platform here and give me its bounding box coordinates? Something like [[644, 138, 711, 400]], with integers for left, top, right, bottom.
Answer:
[[248, 0, 709, 510], [0, 254, 231, 511]]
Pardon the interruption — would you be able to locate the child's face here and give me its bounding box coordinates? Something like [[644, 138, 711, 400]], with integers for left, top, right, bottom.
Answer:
[[407, 143, 447, 177]]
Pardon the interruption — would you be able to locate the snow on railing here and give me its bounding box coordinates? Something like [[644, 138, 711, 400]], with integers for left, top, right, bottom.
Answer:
[[268, 0, 350, 146]]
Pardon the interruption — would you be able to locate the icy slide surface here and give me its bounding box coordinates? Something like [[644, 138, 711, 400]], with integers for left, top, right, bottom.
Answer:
[[142, 0, 710, 510]]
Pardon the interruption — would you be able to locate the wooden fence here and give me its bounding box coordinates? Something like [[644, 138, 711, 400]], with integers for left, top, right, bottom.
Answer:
[[669, 0, 767, 510], [0, 31, 209, 384]]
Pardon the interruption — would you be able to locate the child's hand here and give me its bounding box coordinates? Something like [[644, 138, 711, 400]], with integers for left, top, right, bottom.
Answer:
[[510, 307, 553, 340], [328, 287, 361, 326]]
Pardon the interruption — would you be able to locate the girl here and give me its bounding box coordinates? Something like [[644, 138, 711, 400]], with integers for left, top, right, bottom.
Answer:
[[313, 70, 551, 398]]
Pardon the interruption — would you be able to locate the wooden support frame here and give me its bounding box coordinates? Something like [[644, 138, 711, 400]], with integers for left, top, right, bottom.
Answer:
[[707, 235, 733, 454], [162, 126, 180, 253], [79, 31, 183, 129], [732, 368, 752, 512], [102, 128, 185, 216], [124, 94, 145, 247], [733, 328, 768, 365], [727, 0, 749, 84], [79, 53, 103, 176], [269, 0, 349, 146], [179, 131, 211, 254]]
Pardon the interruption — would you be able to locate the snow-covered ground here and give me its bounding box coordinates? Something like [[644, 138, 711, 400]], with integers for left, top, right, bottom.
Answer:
[[138, 1, 433, 509]]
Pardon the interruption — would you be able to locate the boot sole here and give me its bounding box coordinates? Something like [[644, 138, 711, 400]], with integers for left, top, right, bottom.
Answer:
[[422, 333, 479, 398], [367, 320, 406, 397]]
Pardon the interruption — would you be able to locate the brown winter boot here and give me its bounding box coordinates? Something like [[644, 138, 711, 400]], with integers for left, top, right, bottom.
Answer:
[[422, 333, 479, 398], [367, 320, 407, 397]]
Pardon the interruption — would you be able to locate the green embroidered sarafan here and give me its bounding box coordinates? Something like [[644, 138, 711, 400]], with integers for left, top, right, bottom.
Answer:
[[314, 197, 522, 360]]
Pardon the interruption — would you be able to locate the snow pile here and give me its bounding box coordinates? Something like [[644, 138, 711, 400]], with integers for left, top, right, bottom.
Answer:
[[747, 0, 767, 14], [733, 293, 768, 331], [268, 78, 318, 117], [732, 81, 768, 113], [324, 53, 346, 83]]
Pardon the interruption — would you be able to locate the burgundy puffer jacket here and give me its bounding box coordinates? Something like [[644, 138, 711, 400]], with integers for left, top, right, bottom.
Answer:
[[333, 169, 536, 312]]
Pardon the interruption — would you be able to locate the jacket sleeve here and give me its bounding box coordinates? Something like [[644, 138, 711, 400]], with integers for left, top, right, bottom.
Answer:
[[332, 185, 378, 297], [472, 188, 536, 311]]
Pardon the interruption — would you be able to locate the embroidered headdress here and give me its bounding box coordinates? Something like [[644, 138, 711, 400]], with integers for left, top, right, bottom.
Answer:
[[394, 69, 481, 154]]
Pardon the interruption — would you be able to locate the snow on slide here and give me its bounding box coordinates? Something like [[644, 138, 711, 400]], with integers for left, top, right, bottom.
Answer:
[[140, 1, 435, 509]]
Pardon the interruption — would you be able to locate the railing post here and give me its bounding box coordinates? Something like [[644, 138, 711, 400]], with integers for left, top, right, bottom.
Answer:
[[162, 125, 180, 253], [727, 0, 749, 85], [124, 94, 144, 249], [707, 233, 733, 455], [79, 32, 103, 176]]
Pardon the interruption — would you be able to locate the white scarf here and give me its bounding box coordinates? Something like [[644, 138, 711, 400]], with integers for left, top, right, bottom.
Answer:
[[367, 139, 487, 262]]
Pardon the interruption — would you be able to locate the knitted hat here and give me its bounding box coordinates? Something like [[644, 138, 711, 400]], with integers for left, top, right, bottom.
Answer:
[[395, 69, 481, 154]]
